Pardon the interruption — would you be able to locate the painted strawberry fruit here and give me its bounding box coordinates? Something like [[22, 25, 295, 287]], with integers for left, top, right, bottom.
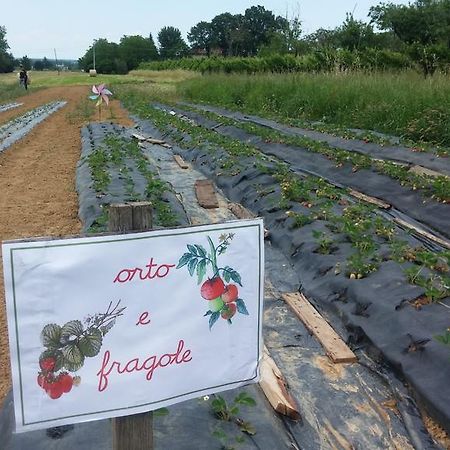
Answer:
[[39, 357, 56, 372], [58, 373, 73, 393], [46, 380, 64, 399]]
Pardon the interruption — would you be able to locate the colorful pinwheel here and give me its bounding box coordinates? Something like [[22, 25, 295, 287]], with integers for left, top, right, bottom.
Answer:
[[89, 84, 112, 106]]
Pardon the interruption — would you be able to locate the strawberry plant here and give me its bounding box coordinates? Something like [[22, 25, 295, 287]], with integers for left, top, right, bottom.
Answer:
[[210, 392, 256, 449], [37, 300, 126, 399], [177, 234, 249, 330]]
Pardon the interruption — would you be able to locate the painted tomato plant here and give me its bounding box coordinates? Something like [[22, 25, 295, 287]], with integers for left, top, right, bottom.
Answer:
[[37, 300, 126, 399], [177, 233, 249, 330]]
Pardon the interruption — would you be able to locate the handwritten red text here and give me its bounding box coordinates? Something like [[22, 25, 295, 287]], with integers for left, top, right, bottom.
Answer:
[[114, 258, 175, 284], [96, 339, 192, 392]]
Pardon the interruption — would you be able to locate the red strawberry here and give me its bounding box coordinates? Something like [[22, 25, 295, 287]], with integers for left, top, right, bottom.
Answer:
[[58, 373, 73, 393], [37, 373, 46, 388], [39, 357, 56, 372], [47, 380, 64, 399]]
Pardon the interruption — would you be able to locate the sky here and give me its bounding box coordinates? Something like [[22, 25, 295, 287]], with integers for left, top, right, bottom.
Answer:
[[2, 0, 410, 60]]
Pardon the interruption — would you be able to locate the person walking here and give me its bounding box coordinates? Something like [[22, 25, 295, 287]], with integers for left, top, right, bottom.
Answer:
[[18, 66, 29, 90]]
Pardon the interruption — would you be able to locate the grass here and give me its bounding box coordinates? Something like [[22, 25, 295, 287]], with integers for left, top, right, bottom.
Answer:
[[179, 71, 450, 148], [0, 69, 198, 103]]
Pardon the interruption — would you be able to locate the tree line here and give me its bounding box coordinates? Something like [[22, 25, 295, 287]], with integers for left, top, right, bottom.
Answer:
[[2, 1, 449, 75]]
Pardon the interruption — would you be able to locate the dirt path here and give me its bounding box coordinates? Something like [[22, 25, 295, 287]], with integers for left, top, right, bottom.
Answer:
[[0, 86, 133, 404]]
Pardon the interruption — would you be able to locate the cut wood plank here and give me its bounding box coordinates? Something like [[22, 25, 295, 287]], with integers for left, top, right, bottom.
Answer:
[[194, 179, 219, 209], [132, 133, 147, 141], [260, 346, 301, 420], [349, 189, 391, 209], [228, 202, 256, 219], [173, 154, 189, 169], [228, 202, 269, 238], [281, 292, 357, 364], [409, 165, 447, 179], [393, 217, 450, 250]]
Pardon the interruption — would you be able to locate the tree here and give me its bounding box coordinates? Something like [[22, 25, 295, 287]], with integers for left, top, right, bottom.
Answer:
[[20, 55, 32, 70], [369, 0, 450, 46], [78, 39, 125, 74], [119, 34, 158, 70], [42, 56, 55, 70], [188, 21, 213, 55], [242, 6, 279, 55], [158, 27, 189, 59], [0, 26, 15, 73], [335, 13, 375, 50], [210, 13, 244, 56], [369, 0, 450, 75]]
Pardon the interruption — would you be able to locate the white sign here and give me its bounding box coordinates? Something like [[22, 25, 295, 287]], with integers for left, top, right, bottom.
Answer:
[[2, 219, 264, 432]]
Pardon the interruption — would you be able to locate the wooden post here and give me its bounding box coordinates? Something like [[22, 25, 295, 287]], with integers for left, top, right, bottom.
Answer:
[[109, 202, 153, 450]]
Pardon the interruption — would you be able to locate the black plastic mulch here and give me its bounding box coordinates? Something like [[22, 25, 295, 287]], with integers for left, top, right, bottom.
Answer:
[[165, 105, 450, 241], [134, 108, 450, 436], [77, 122, 189, 232], [183, 102, 450, 176]]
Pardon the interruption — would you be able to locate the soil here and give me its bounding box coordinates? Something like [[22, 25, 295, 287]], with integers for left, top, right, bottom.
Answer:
[[0, 86, 133, 405]]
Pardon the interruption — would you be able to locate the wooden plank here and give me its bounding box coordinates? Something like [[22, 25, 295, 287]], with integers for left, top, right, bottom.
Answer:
[[113, 412, 153, 450], [110, 203, 154, 450], [393, 217, 450, 250], [281, 292, 357, 364], [228, 202, 256, 219], [228, 202, 269, 238], [409, 165, 447, 178], [194, 179, 219, 209], [260, 346, 301, 420], [349, 189, 391, 209], [173, 154, 189, 169], [108, 203, 133, 233]]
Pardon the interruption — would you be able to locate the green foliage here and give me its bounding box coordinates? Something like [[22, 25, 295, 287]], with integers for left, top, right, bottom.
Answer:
[[0, 26, 14, 73], [119, 34, 158, 71], [178, 71, 450, 148], [158, 27, 189, 59]]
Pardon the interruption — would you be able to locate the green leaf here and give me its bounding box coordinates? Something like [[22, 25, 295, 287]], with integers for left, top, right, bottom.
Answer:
[[212, 429, 227, 440], [236, 299, 249, 316], [62, 343, 85, 371], [211, 396, 227, 414], [154, 407, 169, 417], [236, 436, 245, 444], [197, 259, 207, 285], [209, 311, 220, 330], [223, 266, 231, 283], [176, 252, 192, 269], [187, 258, 198, 276], [228, 269, 242, 286], [235, 392, 256, 406], [187, 244, 198, 256], [41, 323, 62, 349], [61, 320, 84, 340], [78, 328, 103, 357], [229, 406, 239, 416], [195, 245, 207, 258]]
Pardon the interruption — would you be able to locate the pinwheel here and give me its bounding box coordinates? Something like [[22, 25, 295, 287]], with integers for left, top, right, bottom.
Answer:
[[89, 84, 112, 106]]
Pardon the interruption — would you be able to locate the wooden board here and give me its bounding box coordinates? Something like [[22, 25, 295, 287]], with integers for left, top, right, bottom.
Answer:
[[228, 202, 256, 219], [393, 217, 450, 250], [281, 292, 357, 364], [409, 165, 447, 178], [260, 346, 301, 420], [173, 154, 189, 169], [194, 179, 219, 209], [349, 190, 391, 209]]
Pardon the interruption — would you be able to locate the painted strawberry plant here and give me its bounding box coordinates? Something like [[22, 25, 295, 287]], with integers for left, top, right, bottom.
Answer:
[[37, 300, 126, 399], [177, 233, 249, 330]]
